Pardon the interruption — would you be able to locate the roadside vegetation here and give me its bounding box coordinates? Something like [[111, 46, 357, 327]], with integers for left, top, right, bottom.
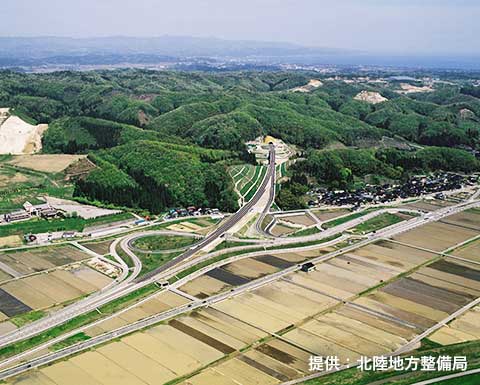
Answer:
[[302, 339, 480, 385], [322, 209, 378, 229], [288, 226, 322, 237], [350, 212, 405, 234], [131, 234, 198, 251], [0, 212, 134, 238], [50, 332, 91, 352], [0, 283, 159, 361]]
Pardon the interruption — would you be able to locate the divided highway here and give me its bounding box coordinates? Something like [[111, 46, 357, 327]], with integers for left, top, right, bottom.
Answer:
[[2, 197, 480, 380], [0, 144, 276, 349], [139, 143, 276, 282]]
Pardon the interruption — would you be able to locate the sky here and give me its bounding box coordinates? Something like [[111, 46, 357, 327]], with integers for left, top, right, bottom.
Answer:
[[2, 0, 480, 55]]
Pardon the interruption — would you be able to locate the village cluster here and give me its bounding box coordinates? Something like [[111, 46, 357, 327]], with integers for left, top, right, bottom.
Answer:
[[307, 173, 479, 208]]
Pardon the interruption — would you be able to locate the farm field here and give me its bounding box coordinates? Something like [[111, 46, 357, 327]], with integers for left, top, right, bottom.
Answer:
[[352, 257, 480, 334], [0, 163, 73, 212], [0, 245, 91, 277], [269, 222, 297, 237], [164, 217, 220, 235], [79, 239, 114, 256], [439, 208, 480, 231], [82, 291, 190, 338], [175, 243, 442, 383], [178, 250, 315, 298], [277, 212, 317, 227], [7, 155, 86, 174], [449, 237, 480, 263], [6, 212, 480, 385], [402, 199, 455, 212], [311, 209, 350, 222], [392, 219, 478, 252], [429, 305, 480, 345], [0, 265, 112, 330]]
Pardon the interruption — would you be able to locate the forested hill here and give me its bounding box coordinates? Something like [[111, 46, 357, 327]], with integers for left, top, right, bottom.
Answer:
[[1, 69, 479, 212]]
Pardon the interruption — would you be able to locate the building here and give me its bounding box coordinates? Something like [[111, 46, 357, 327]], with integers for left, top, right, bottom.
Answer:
[[301, 262, 316, 273], [4, 210, 30, 223], [23, 202, 58, 219]]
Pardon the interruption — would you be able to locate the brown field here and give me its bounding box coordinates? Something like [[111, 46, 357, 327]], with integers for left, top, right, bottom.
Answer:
[[80, 239, 114, 255], [284, 327, 361, 362], [0, 245, 91, 276], [268, 252, 308, 263], [42, 361, 103, 385], [349, 257, 480, 339], [124, 332, 200, 375], [98, 342, 176, 384], [204, 358, 279, 385], [0, 269, 12, 284], [450, 238, 480, 263], [223, 258, 278, 279], [353, 241, 437, 272], [318, 312, 408, 350], [270, 223, 296, 237], [301, 318, 384, 356], [85, 293, 192, 335], [429, 306, 480, 345], [1, 266, 111, 315], [440, 209, 480, 231], [402, 199, 453, 212], [392, 221, 478, 252], [150, 325, 224, 362], [0, 235, 23, 248], [10, 215, 480, 385], [192, 308, 267, 344], [311, 209, 350, 222], [278, 213, 316, 227], [71, 351, 148, 385], [0, 320, 17, 335], [7, 154, 86, 173], [181, 368, 241, 385], [173, 316, 245, 351], [71, 266, 112, 289], [179, 275, 231, 298]]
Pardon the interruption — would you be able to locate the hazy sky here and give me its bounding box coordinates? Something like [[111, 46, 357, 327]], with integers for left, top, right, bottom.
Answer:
[[2, 0, 479, 54]]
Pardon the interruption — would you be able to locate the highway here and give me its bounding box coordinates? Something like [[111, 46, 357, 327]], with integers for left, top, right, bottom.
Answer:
[[2, 196, 480, 380], [0, 144, 276, 350], [408, 368, 480, 385], [138, 143, 276, 282], [255, 149, 277, 236], [0, 145, 478, 381], [0, 182, 476, 351]]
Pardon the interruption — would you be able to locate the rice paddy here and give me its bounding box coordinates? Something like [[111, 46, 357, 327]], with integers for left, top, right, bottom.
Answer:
[[5, 206, 480, 385]]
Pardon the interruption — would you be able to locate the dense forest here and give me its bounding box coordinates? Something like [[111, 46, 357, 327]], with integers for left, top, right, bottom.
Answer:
[[1, 69, 479, 212]]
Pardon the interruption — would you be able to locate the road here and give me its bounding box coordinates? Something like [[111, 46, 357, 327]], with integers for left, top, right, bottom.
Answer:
[[255, 149, 277, 236], [138, 144, 276, 282], [0, 144, 276, 350], [408, 368, 480, 385], [2, 197, 479, 380]]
